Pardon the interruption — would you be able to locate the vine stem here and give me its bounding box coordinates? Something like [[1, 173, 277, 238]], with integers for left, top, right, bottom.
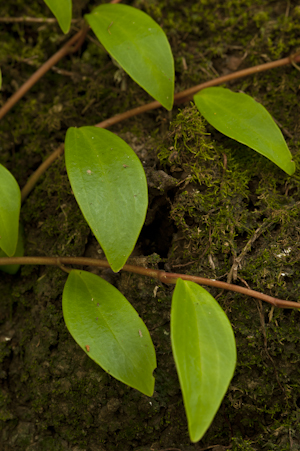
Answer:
[[0, 257, 299, 309], [95, 52, 300, 128], [4, 23, 300, 313], [20, 52, 300, 203], [0, 0, 123, 121], [0, 17, 81, 23], [0, 26, 89, 121], [21, 144, 65, 203]]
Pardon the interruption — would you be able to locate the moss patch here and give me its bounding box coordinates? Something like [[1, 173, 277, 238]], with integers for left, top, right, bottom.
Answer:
[[1, 0, 300, 449]]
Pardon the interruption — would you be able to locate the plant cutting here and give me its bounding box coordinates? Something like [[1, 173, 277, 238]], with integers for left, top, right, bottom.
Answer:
[[1, 0, 300, 446]]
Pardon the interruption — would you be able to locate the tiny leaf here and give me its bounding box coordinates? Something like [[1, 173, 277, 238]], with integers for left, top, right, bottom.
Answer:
[[85, 4, 174, 110], [65, 126, 148, 272], [171, 279, 236, 443], [0, 164, 21, 257], [194, 87, 295, 175], [63, 270, 156, 396], [43, 0, 72, 34], [0, 224, 25, 275]]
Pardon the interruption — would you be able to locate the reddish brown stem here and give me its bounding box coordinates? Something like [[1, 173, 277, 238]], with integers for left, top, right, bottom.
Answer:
[[0, 17, 80, 24], [0, 0, 122, 122], [0, 257, 298, 309], [21, 144, 65, 203], [95, 53, 300, 128], [20, 52, 300, 203], [8, 46, 300, 312], [0, 26, 89, 121], [173, 53, 300, 103]]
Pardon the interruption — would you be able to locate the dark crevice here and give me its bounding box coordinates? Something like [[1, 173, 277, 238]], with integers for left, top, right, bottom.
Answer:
[[138, 199, 177, 258]]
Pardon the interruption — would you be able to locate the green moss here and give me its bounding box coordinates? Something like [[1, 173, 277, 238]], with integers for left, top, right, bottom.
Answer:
[[231, 437, 257, 450], [155, 97, 300, 446], [1, 0, 300, 449]]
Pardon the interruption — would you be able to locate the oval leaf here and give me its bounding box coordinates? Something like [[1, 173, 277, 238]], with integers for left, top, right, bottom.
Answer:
[[0, 164, 21, 257], [171, 279, 236, 443], [0, 223, 24, 275], [43, 0, 72, 34], [62, 270, 156, 396], [194, 87, 295, 175], [85, 4, 174, 110], [65, 126, 148, 272]]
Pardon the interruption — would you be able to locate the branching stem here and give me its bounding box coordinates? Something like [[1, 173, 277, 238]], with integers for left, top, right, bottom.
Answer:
[[95, 53, 300, 128], [20, 52, 300, 202], [0, 257, 299, 309], [3, 21, 300, 313], [0, 26, 89, 121]]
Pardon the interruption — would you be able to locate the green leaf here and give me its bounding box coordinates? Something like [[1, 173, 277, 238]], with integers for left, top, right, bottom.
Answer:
[[0, 224, 25, 275], [43, 0, 72, 34], [0, 69, 2, 90], [171, 279, 236, 443], [0, 164, 21, 257], [65, 126, 148, 272], [85, 4, 174, 110], [63, 270, 156, 396], [194, 87, 295, 175]]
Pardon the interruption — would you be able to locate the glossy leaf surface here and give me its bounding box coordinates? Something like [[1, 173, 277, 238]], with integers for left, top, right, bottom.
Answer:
[[0, 165, 21, 257], [43, 0, 72, 34], [85, 4, 174, 110], [0, 224, 24, 274], [171, 279, 236, 442], [65, 126, 148, 272], [63, 270, 156, 396], [194, 87, 295, 175]]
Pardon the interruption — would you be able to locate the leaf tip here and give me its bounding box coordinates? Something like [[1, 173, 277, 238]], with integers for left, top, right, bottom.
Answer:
[[286, 160, 296, 176]]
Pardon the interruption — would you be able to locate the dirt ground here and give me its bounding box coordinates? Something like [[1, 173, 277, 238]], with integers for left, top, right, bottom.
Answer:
[[1, 0, 300, 450]]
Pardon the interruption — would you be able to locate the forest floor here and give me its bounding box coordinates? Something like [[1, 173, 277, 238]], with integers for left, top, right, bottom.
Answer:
[[1, 0, 300, 450]]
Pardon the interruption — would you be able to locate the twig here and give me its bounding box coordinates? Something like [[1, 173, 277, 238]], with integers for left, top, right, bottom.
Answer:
[[13, 56, 77, 77], [21, 144, 64, 202], [272, 116, 293, 139], [0, 25, 89, 121], [20, 52, 300, 202], [227, 219, 275, 283], [95, 52, 300, 128], [0, 17, 80, 24], [0, 0, 124, 121], [0, 257, 299, 309], [227, 202, 300, 283]]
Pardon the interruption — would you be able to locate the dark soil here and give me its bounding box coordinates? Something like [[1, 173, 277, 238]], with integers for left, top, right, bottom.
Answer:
[[1, 0, 300, 450]]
